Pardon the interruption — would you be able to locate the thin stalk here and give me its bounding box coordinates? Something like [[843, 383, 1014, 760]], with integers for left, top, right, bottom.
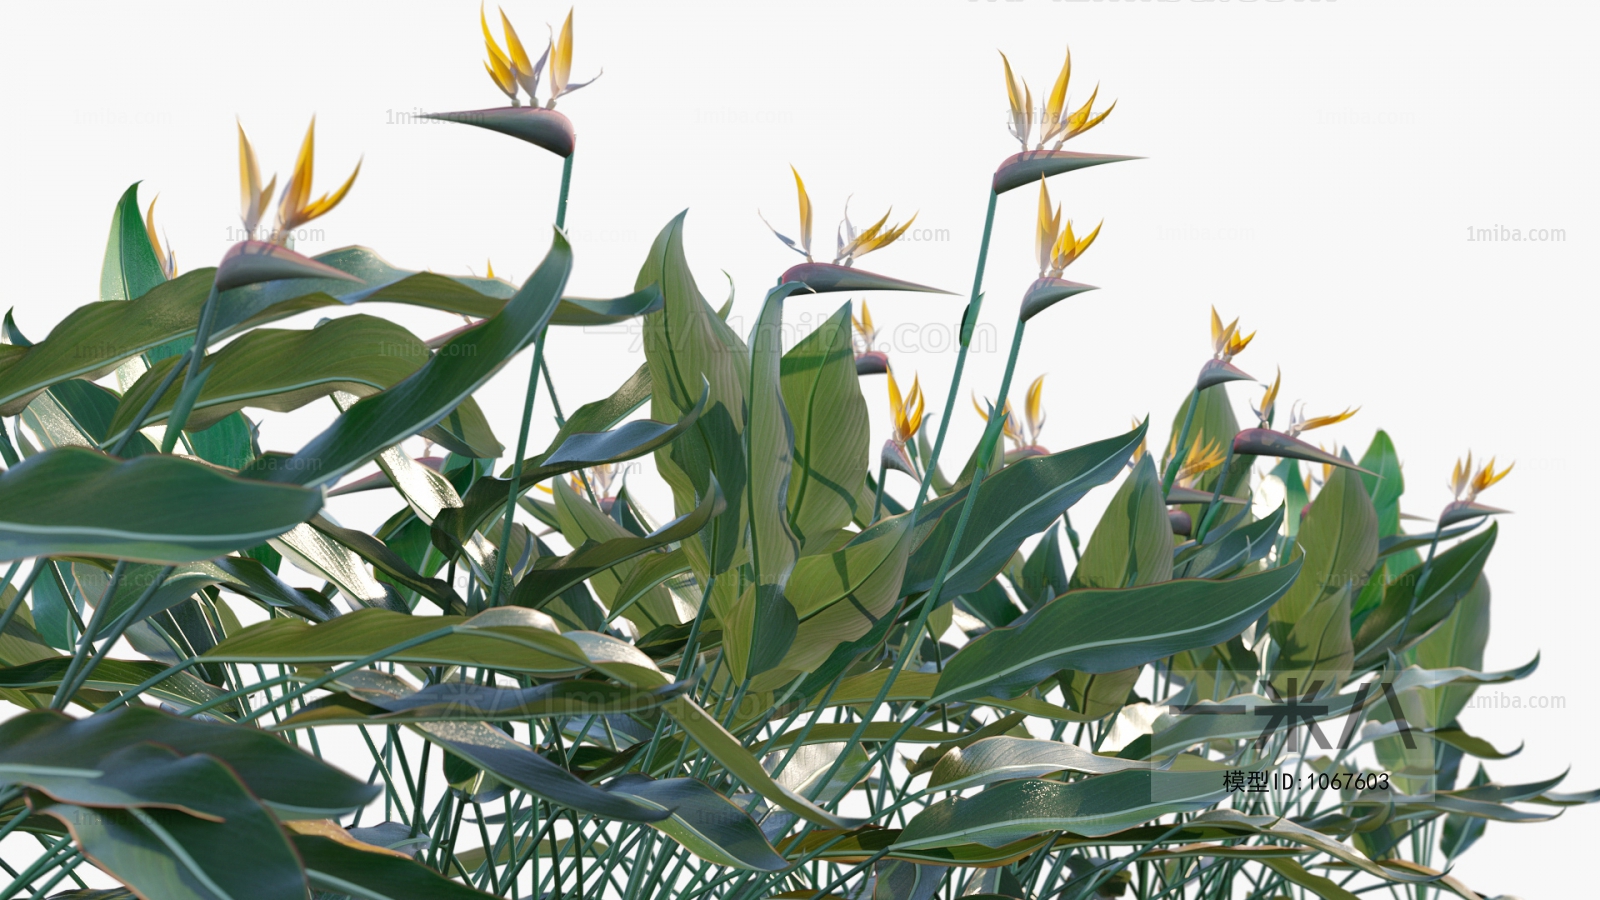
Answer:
[[870, 458, 889, 524], [50, 561, 129, 708], [58, 565, 176, 707], [0, 559, 43, 638], [1191, 446, 1236, 543], [107, 347, 190, 455], [911, 189, 998, 515], [486, 334, 546, 610], [161, 285, 222, 452], [0, 417, 19, 466], [1161, 387, 1201, 496]]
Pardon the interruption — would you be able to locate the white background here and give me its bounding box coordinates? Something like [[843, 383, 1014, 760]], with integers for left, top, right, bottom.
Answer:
[[1, 0, 1594, 894]]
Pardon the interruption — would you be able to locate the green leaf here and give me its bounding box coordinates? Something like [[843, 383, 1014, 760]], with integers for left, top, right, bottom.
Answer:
[[1407, 573, 1491, 727], [0, 707, 377, 819], [203, 607, 595, 676], [99, 183, 167, 304], [243, 229, 572, 487], [639, 213, 750, 585], [927, 736, 1155, 792], [294, 833, 498, 900], [934, 561, 1301, 703], [431, 379, 706, 558], [110, 316, 436, 434], [904, 424, 1146, 598], [512, 479, 724, 609], [755, 513, 913, 690], [1070, 453, 1173, 590], [276, 679, 686, 728], [1352, 523, 1497, 668], [781, 305, 870, 553], [0, 448, 320, 563], [1269, 463, 1376, 692], [604, 774, 788, 871], [0, 657, 234, 713], [893, 771, 1223, 849]]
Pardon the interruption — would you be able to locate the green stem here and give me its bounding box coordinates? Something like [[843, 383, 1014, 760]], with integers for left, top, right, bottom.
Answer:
[[161, 285, 222, 452], [910, 189, 998, 517], [50, 560, 128, 709], [487, 335, 546, 610], [106, 348, 191, 455], [0, 417, 19, 466], [1161, 387, 1201, 496], [870, 458, 889, 524], [1192, 446, 1236, 543], [0, 559, 40, 638], [59, 565, 176, 707]]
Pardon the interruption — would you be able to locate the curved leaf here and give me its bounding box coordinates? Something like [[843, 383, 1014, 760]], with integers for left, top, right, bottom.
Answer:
[[244, 229, 572, 487], [110, 316, 434, 433], [928, 736, 1154, 791], [894, 772, 1223, 849], [904, 423, 1145, 598], [934, 561, 1301, 703], [0, 448, 320, 563], [604, 774, 788, 871]]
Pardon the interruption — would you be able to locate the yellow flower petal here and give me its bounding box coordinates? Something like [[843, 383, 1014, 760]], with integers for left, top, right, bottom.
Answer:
[[1045, 48, 1072, 127], [791, 166, 812, 258], [499, 8, 533, 74], [552, 8, 575, 95]]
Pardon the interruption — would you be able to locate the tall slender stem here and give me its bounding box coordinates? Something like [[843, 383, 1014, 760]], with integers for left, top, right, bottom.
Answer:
[[161, 285, 221, 452], [485, 152, 575, 609], [1161, 386, 1201, 496], [50, 561, 128, 709], [911, 189, 998, 519]]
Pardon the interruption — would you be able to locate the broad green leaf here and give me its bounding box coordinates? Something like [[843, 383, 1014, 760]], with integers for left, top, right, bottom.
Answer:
[[271, 523, 402, 612], [0, 448, 320, 563], [0, 657, 234, 713], [1070, 453, 1173, 589], [729, 282, 811, 680], [604, 774, 788, 871], [203, 607, 591, 676], [432, 380, 706, 557], [1270, 464, 1375, 692], [927, 736, 1154, 791], [1259, 858, 1360, 900], [773, 741, 870, 804], [781, 304, 870, 553], [934, 562, 1300, 703], [1353, 524, 1497, 669], [244, 230, 572, 487], [903, 424, 1145, 598], [1016, 524, 1070, 608], [0, 707, 377, 819], [293, 832, 498, 900], [275, 679, 686, 728], [546, 480, 686, 630], [893, 771, 1224, 849], [609, 548, 693, 628], [1408, 573, 1491, 727], [638, 212, 749, 582], [40, 790, 304, 900], [99, 183, 167, 303], [754, 513, 913, 691], [110, 316, 435, 433], [1174, 504, 1282, 580], [1058, 666, 1141, 719]]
